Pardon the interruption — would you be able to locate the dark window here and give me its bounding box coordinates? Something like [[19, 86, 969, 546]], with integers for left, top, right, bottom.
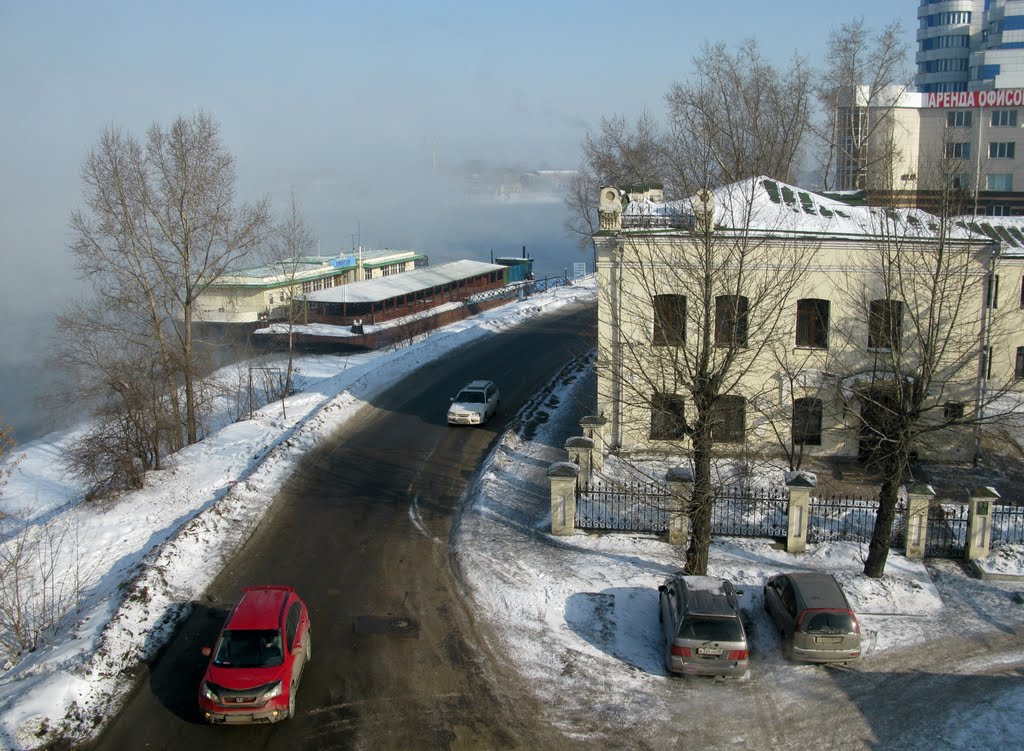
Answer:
[[285, 602, 301, 647], [985, 274, 1000, 308], [795, 299, 829, 348], [653, 294, 686, 346], [792, 398, 823, 446], [712, 395, 745, 443], [650, 393, 686, 440], [715, 295, 748, 347], [944, 401, 964, 420], [868, 299, 902, 349], [1017, 346, 1024, 379], [945, 141, 971, 159]]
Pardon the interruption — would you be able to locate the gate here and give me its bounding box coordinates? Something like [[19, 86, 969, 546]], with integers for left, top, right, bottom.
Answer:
[[808, 495, 905, 548], [991, 504, 1024, 549], [924, 502, 969, 558], [711, 486, 789, 539], [575, 480, 669, 533]]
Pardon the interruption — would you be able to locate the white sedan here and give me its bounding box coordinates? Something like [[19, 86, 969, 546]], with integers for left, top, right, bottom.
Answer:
[[447, 380, 500, 425]]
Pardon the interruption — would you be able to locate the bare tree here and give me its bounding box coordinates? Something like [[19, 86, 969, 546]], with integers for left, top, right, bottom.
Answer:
[[815, 18, 911, 191], [67, 112, 272, 449], [265, 193, 317, 412], [565, 113, 668, 261], [829, 152, 1022, 577], [665, 39, 814, 187]]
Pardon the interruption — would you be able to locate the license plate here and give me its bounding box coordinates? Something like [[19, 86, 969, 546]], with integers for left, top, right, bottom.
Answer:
[[815, 636, 842, 644], [697, 647, 723, 656]]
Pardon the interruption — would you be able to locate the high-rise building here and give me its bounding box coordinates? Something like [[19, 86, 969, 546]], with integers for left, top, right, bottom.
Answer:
[[917, 1, 1024, 93]]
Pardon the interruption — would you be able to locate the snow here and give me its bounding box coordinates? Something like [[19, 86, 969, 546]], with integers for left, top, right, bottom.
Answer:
[[1, 274, 1023, 749]]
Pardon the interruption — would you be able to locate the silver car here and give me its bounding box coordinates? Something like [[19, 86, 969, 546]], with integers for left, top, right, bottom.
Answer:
[[763, 572, 861, 663], [658, 574, 749, 677], [447, 380, 500, 425]]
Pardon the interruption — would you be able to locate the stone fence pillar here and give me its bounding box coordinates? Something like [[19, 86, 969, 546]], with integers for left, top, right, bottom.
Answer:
[[548, 462, 580, 536], [579, 415, 608, 470], [665, 467, 693, 547], [564, 436, 594, 487], [966, 487, 1000, 561], [784, 471, 816, 554], [904, 484, 935, 560]]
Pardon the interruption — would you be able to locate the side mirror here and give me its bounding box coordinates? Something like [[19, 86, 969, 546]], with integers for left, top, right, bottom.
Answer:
[[735, 588, 745, 596], [201, 646, 212, 657], [657, 585, 666, 593]]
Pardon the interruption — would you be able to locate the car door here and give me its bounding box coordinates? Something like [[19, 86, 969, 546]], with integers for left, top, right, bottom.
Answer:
[[766, 576, 796, 636], [659, 583, 678, 646], [285, 601, 304, 683]]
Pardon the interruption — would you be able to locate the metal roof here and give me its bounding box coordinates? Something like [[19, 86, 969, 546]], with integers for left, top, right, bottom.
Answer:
[[214, 249, 424, 287], [302, 260, 505, 305]]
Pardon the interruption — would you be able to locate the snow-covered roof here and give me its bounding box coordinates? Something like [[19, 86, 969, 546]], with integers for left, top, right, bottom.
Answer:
[[214, 248, 424, 287], [302, 260, 505, 304], [620, 176, 1008, 245]]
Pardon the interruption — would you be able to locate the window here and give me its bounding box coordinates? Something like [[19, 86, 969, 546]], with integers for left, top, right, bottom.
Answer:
[[650, 393, 686, 440], [792, 398, 823, 446], [946, 142, 971, 159], [1016, 347, 1024, 379], [715, 295, 748, 347], [989, 142, 1016, 159], [712, 395, 745, 443], [992, 110, 1018, 127], [986, 274, 1000, 308], [947, 111, 973, 128], [989, 204, 1012, 215], [868, 299, 902, 349], [795, 299, 829, 348], [653, 294, 686, 346], [944, 402, 964, 420], [988, 173, 1014, 191]]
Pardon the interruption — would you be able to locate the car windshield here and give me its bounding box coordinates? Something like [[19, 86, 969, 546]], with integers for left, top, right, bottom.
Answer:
[[213, 629, 284, 668], [456, 390, 486, 404], [679, 615, 744, 642], [802, 610, 857, 635]]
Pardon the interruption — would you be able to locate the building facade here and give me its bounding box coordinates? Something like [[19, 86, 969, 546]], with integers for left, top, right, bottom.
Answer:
[[836, 84, 1024, 214], [195, 248, 426, 324], [917, 0, 1024, 94], [593, 178, 1024, 462]]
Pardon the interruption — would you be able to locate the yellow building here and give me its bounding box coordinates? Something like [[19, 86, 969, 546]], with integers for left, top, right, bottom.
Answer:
[[195, 248, 426, 324], [593, 177, 1024, 462]]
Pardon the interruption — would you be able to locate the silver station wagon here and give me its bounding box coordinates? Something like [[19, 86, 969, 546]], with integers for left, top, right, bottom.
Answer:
[[763, 572, 862, 663], [658, 574, 749, 677]]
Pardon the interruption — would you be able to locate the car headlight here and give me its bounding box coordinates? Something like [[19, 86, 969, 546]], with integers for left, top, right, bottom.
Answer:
[[202, 682, 220, 702], [262, 681, 283, 701]]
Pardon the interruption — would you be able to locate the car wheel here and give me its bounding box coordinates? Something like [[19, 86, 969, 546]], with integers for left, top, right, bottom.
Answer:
[[288, 681, 297, 719]]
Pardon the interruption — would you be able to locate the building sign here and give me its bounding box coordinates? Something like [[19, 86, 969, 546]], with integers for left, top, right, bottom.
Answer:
[[925, 89, 1024, 108]]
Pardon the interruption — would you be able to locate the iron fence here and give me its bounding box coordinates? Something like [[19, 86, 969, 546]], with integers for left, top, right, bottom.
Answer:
[[575, 480, 670, 533], [711, 486, 789, 539], [924, 503, 969, 558], [808, 495, 905, 548], [990, 504, 1024, 549]]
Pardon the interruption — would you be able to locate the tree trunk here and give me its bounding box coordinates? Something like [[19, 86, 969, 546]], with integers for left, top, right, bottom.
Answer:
[[183, 301, 197, 445], [685, 426, 714, 575], [863, 447, 907, 578]]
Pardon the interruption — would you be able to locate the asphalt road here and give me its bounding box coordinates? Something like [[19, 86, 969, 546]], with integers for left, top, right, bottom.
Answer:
[[86, 300, 597, 751]]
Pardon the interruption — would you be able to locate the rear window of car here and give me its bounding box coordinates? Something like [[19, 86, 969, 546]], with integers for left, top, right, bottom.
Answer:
[[678, 615, 744, 642], [801, 610, 857, 634], [457, 390, 486, 404], [214, 629, 284, 668]]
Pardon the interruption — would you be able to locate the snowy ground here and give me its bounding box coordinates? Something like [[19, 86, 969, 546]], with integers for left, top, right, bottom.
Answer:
[[2, 274, 1023, 749]]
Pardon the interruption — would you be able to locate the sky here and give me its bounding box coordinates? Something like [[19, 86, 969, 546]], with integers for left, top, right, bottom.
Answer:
[[0, 0, 915, 442], [1, 280, 1022, 749]]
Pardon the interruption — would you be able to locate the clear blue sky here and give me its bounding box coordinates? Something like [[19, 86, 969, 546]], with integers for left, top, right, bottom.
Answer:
[[0, 0, 913, 438]]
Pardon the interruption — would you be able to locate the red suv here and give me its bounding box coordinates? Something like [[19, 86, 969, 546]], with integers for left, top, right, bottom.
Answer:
[[199, 585, 312, 723]]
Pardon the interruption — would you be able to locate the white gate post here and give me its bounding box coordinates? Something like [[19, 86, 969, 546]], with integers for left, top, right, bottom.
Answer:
[[548, 462, 580, 536], [966, 487, 999, 561], [665, 467, 693, 547], [784, 471, 816, 554], [904, 484, 935, 560]]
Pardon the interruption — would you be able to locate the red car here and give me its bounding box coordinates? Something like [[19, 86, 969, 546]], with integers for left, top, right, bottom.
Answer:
[[198, 585, 312, 723]]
